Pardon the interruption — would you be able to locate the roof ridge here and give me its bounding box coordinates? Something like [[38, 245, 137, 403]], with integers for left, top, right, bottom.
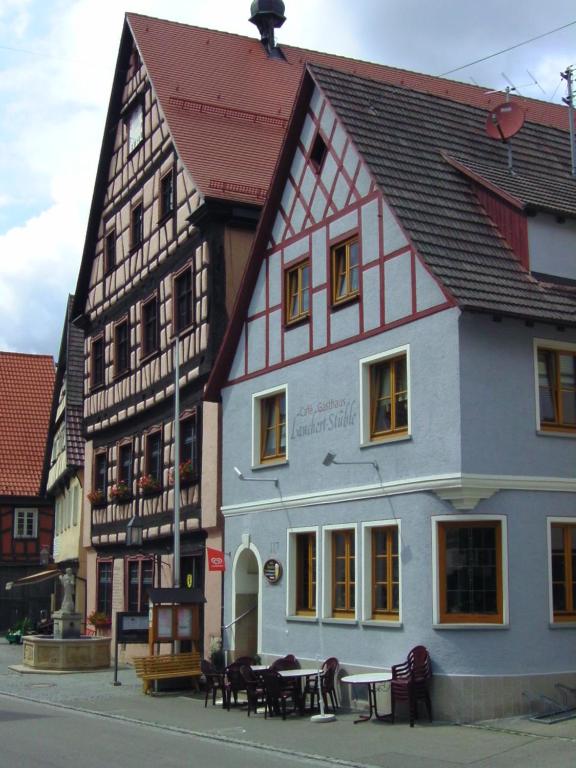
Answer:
[[0, 350, 54, 361]]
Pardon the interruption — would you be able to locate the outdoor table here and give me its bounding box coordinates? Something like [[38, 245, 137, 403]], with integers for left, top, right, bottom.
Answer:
[[278, 668, 321, 714], [341, 672, 392, 723]]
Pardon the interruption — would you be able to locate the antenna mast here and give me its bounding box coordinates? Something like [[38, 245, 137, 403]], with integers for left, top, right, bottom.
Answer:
[[561, 66, 576, 176]]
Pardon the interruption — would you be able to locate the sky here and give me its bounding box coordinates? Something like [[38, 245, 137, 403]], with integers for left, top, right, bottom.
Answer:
[[0, 0, 574, 359]]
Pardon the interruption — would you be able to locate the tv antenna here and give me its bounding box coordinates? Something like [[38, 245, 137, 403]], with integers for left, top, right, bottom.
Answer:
[[561, 66, 576, 176]]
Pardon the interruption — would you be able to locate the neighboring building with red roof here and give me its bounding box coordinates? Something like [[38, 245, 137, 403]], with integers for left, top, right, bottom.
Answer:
[[0, 351, 55, 631], [69, 2, 570, 658]]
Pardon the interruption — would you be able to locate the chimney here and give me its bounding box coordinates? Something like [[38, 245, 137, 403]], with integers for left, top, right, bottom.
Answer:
[[249, 0, 286, 57]]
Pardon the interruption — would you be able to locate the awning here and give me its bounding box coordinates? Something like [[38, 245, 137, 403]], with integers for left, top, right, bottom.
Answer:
[[5, 567, 59, 591]]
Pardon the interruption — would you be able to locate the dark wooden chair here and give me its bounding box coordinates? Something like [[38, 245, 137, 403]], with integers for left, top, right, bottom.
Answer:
[[262, 670, 300, 719], [390, 645, 432, 727], [303, 657, 339, 712], [269, 654, 300, 671], [240, 665, 268, 716], [201, 659, 228, 708]]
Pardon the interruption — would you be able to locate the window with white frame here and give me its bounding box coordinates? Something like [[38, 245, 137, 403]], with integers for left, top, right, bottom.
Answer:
[[360, 346, 410, 445], [287, 528, 318, 617], [548, 518, 576, 623], [252, 385, 288, 466], [14, 508, 38, 539], [432, 516, 508, 626], [362, 521, 400, 622], [535, 339, 576, 433], [323, 525, 357, 619]]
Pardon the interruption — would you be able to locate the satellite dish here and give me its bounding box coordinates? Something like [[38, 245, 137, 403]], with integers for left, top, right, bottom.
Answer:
[[486, 102, 525, 141]]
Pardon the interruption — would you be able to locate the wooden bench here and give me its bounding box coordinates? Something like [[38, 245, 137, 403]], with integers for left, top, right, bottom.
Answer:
[[133, 651, 202, 694]]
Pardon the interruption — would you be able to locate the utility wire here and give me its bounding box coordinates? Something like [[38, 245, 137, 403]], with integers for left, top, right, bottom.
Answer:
[[440, 20, 576, 77]]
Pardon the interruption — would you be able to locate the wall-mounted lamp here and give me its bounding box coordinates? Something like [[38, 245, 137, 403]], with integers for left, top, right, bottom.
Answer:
[[126, 515, 145, 547], [322, 451, 379, 471], [233, 466, 279, 488]]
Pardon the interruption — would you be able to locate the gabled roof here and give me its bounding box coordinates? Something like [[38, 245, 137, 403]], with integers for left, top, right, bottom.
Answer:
[[72, 12, 569, 322], [204, 65, 575, 400], [0, 352, 55, 497], [308, 65, 576, 322], [127, 12, 569, 206]]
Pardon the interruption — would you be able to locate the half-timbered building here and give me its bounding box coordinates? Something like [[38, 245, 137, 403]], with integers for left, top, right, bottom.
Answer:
[[206, 64, 576, 720], [70, 3, 570, 656], [44, 297, 86, 623], [0, 352, 55, 631]]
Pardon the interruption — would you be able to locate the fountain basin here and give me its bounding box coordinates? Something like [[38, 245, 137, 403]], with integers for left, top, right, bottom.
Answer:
[[22, 635, 111, 670]]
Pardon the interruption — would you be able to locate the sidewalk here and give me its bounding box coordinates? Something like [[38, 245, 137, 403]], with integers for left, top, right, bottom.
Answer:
[[1, 640, 575, 768]]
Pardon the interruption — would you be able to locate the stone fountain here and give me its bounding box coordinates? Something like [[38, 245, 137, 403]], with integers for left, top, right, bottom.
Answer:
[[22, 568, 111, 671]]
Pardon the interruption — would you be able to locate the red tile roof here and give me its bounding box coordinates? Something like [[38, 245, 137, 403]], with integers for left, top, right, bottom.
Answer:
[[0, 352, 55, 497], [127, 13, 569, 206]]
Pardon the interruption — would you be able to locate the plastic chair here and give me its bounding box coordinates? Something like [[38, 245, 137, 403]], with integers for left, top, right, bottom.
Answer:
[[201, 659, 228, 708], [240, 665, 268, 717], [303, 657, 339, 712], [225, 661, 248, 709], [390, 645, 432, 727], [263, 670, 300, 719]]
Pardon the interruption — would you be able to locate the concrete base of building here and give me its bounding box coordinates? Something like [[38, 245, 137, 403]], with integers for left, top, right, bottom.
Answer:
[[21, 635, 111, 670]]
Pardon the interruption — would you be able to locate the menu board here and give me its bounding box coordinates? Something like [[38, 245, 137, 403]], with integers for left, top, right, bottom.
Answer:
[[156, 607, 173, 639], [176, 606, 193, 639]]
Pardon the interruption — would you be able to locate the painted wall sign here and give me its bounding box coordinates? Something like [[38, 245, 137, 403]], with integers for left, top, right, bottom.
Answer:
[[263, 558, 283, 584], [291, 398, 357, 440]]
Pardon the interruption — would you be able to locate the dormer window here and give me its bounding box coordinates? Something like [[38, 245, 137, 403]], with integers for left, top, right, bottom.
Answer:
[[128, 103, 143, 152]]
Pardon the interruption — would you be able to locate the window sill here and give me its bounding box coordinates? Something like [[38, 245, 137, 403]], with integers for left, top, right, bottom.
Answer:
[[90, 383, 105, 393], [321, 617, 358, 626], [549, 621, 576, 628], [252, 459, 288, 471], [286, 615, 319, 623], [140, 350, 160, 365], [362, 619, 403, 629], [284, 315, 310, 331], [331, 294, 360, 312], [158, 212, 174, 227], [360, 433, 411, 448], [433, 623, 509, 630], [113, 370, 131, 382], [536, 429, 576, 439], [172, 324, 195, 339]]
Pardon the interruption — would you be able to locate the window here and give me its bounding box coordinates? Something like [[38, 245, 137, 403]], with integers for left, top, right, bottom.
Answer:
[[160, 171, 174, 220], [127, 558, 153, 612], [537, 346, 576, 432], [14, 508, 38, 539], [295, 532, 316, 615], [97, 560, 113, 616], [145, 431, 162, 484], [118, 442, 133, 487], [370, 355, 408, 439], [93, 451, 107, 499], [104, 229, 116, 273], [331, 236, 359, 305], [91, 336, 104, 389], [437, 520, 504, 624], [114, 319, 129, 377], [127, 103, 143, 152], [173, 267, 193, 334], [360, 347, 410, 445], [131, 203, 143, 249], [141, 296, 158, 358], [310, 132, 327, 172], [260, 391, 286, 463], [550, 522, 576, 622], [332, 529, 355, 618], [180, 412, 198, 479], [285, 259, 310, 325], [371, 526, 399, 620]]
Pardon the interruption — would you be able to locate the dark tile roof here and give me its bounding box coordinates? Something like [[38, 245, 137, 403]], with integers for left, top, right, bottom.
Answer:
[[309, 65, 576, 324], [0, 352, 55, 496]]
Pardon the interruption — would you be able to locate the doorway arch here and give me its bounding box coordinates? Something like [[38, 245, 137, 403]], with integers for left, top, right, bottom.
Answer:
[[230, 543, 261, 659]]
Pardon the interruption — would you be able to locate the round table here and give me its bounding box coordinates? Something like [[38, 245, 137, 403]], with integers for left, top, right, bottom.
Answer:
[[341, 672, 392, 723]]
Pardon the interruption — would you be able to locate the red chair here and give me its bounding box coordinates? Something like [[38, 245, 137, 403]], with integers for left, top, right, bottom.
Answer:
[[201, 659, 228, 708], [240, 665, 268, 717], [262, 670, 300, 719], [390, 646, 432, 727], [303, 657, 339, 712]]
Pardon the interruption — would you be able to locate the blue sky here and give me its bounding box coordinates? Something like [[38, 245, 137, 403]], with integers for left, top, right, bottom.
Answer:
[[0, 0, 574, 359]]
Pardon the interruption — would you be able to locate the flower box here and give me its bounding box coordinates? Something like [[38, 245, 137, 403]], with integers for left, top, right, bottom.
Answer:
[[138, 474, 162, 495], [87, 489, 106, 506], [110, 482, 131, 503]]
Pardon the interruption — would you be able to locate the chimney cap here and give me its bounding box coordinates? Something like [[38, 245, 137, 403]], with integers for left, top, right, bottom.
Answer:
[[249, 0, 286, 28]]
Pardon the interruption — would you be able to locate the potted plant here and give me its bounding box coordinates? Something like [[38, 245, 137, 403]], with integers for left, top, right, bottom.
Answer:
[[138, 473, 161, 495], [110, 481, 131, 503], [87, 489, 105, 505], [169, 460, 195, 486], [87, 610, 111, 635]]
